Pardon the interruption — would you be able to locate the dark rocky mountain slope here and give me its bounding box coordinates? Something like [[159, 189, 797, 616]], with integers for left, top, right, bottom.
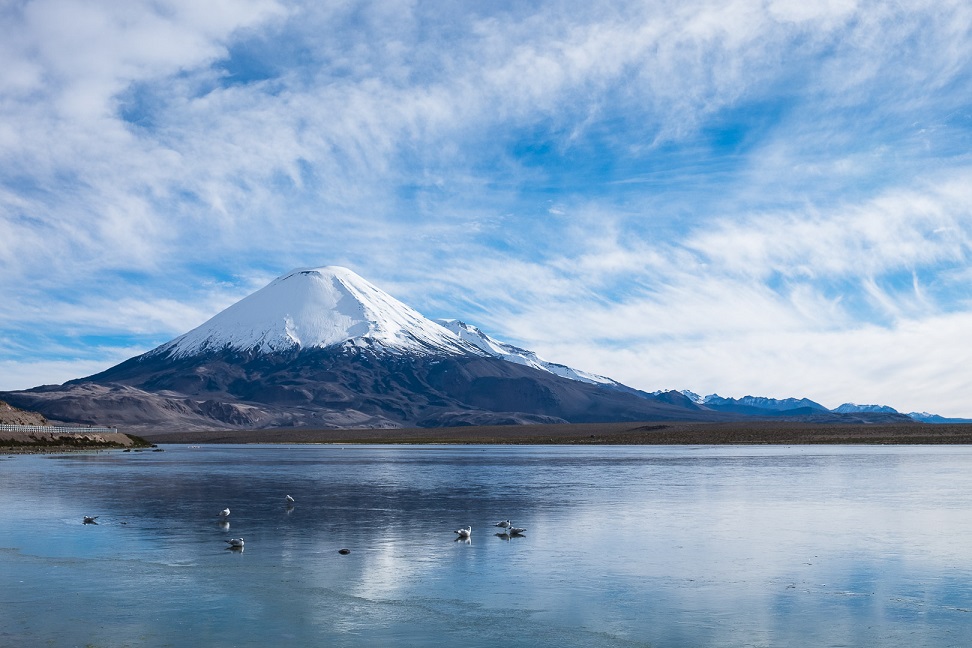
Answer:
[[0, 266, 913, 432], [3, 343, 733, 432]]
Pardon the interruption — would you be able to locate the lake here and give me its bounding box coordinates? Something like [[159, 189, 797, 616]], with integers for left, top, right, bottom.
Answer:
[[1, 444, 971, 647]]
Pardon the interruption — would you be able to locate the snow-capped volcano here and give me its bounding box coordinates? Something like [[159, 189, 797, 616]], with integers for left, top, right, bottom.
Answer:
[[153, 266, 634, 392], [157, 266, 473, 358], [0, 265, 753, 431], [6, 264, 957, 431]]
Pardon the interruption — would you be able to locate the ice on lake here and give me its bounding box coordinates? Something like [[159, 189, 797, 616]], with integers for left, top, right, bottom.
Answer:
[[1, 444, 971, 647]]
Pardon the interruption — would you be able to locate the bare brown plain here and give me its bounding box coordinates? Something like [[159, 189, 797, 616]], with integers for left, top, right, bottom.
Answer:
[[140, 420, 972, 445]]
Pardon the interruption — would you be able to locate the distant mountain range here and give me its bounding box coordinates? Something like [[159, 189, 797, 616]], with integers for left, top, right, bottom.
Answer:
[[664, 392, 972, 424], [0, 266, 963, 432]]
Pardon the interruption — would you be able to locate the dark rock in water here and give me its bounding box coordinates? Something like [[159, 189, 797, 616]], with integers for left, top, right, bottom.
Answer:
[[338, 548, 351, 555]]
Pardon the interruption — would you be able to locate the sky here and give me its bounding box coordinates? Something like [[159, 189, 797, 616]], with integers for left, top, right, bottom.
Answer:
[[2, 0, 972, 416]]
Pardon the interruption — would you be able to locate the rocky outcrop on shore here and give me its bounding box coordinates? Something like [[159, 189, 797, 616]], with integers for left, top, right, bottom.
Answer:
[[0, 429, 143, 452], [0, 401, 146, 451], [0, 400, 48, 426]]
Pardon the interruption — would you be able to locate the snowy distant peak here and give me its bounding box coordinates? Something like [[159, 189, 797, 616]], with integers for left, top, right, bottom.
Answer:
[[649, 392, 828, 414], [157, 266, 473, 358], [907, 411, 972, 423], [701, 394, 829, 412], [675, 392, 967, 422], [434, 319, 619, 387], [681, 390, 706, 404], [833, 403, 899, 414], [650, 390, 707, 404]]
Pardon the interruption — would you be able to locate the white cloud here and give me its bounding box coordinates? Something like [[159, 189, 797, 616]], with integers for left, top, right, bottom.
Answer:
[[0, 352, 144, 392], [689, 174, 972, 282], [420, 168, 972, 416], [2, 0, 972, 416], [560, 310, 972, 418]]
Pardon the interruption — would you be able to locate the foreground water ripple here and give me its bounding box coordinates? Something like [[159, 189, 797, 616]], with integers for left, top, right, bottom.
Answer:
[[2, 444, 971, 647]]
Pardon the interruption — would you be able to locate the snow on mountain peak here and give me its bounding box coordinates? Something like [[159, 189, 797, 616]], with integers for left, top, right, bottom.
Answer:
[[832, 403, 900, 414], [434, 319, 619, 386], [650, 390, 707, 404], [151, 266, 628, 391], [158, 266, 471, 358]]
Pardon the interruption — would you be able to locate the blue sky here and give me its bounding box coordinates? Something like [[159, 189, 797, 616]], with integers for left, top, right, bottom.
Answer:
[[2, 0, 972, 415]]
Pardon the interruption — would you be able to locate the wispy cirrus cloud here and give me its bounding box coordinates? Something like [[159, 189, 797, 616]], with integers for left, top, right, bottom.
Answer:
[[414, 166, 972, 415], [2, 0, 972, 416]]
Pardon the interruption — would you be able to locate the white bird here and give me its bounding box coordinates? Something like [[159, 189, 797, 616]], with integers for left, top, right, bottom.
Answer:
[[225, 537, 244, 548], [285, 495, 295, 503], [83, 516, 99, 524], [510, 527, 526, 535], [219, 508, 230, 518], [454, 526, 472, 539], [494, 520, 511, 529]]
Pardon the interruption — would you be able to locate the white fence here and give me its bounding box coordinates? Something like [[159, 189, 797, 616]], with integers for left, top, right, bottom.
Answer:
[[0, 424, 118, 435]]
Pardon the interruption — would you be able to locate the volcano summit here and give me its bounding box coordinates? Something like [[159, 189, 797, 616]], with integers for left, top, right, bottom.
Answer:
[[157, 266, 472, 358]]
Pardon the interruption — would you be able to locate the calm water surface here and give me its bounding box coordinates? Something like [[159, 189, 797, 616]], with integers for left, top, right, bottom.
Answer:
[[1, 444, 971, 647]]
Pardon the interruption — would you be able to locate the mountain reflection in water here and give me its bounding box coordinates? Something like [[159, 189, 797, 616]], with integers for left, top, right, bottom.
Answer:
[[1, 444, 971, 647]]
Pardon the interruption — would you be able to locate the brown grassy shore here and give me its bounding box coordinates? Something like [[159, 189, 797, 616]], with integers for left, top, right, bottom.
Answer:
[[0, 431, 149, 454], [140, 420, 972, 445]]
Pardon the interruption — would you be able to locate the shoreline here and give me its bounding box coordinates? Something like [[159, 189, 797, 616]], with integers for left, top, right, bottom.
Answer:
[[138, 420, 972, 446], [9, 422, 972, 452], [0, 431, 146, 454]]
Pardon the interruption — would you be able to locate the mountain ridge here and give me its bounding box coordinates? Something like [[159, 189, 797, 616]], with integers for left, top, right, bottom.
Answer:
[[659, 391, 954, 424], [2, 266, 730, 430], [0, 266, 955, 431]]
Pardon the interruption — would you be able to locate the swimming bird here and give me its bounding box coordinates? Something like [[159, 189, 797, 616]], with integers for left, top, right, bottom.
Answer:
[[219, 508, 230, 518], [285, 495, 295, 504], [454, 526, 472, 539], [494, 520, 511, 529], [83, 516, 99, 524], [225, 537, 244, 548], [509, 527, 526, 535]]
